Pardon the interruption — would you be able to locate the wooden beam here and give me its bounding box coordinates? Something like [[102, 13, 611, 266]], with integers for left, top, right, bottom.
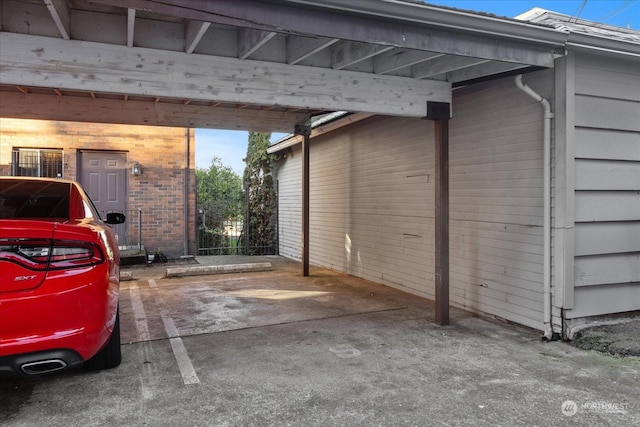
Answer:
[[426, 101, 451, 326], [238, 29, 277, 59], [0, 91, 311, 132], [185, 20, 211, 54], [295, 122, 312, 277], [44, 0, 70, 40], [127, 8, 136, 47], [91, 0, 557, 67], [0, 33, 451, 117]]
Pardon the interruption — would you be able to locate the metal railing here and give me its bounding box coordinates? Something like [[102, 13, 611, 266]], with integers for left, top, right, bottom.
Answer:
[[117, 208, 142, 250], [197, 218, 243, 255], [136, 208, 142, 250]]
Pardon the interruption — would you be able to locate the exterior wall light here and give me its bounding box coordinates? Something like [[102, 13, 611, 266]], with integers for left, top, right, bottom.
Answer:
[[132, 161, 142, 176]]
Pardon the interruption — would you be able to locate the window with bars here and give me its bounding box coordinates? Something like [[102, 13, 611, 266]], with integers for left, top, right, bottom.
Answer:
[[11, 149, 64, 178]]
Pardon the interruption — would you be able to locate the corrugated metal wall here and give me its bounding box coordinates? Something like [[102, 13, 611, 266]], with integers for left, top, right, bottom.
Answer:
[[566, 53, 640, 319], [275, 72, 553, 330]]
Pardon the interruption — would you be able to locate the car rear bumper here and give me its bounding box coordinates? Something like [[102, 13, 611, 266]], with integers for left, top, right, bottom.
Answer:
[[0, 265, 119, 364], [0, 349, 84, 378]]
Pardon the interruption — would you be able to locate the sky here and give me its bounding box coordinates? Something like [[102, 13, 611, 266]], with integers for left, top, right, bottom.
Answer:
[[195, 0, 640, 174]]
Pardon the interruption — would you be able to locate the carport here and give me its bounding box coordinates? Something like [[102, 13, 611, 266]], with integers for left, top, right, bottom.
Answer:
[[0, 0, 566, 325]]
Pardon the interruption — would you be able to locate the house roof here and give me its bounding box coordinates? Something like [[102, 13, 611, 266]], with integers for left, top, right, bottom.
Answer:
[[516, 8, 640, 58], [517, 8, 640, 42]]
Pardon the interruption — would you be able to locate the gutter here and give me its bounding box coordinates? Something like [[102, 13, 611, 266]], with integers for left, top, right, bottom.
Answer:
[[515, 75, 556, 341], [290, 1, 640, 60], [283, 0, 568, 46], [267, 112, 375, 154], [565, 33, 640, 59]]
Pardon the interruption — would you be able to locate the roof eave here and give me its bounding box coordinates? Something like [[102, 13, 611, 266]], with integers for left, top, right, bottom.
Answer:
[[566, 33, 640, 59], [282, 0, 568, 47], [268, 112, 375, 154]]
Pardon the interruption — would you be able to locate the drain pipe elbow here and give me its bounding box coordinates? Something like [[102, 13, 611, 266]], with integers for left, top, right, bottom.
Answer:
[[515, 75, 552, 117], [515, 74, 554, 341]]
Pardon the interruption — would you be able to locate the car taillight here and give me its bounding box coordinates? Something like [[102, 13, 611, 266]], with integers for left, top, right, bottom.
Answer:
[[1, 239, 51, 271], [0, 239, 104, 270]]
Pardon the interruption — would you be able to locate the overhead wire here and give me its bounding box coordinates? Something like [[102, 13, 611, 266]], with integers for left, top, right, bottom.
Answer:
[[570, 0, 639, 29], [570, 0, 589, 22], [598, 0, 637, 23]]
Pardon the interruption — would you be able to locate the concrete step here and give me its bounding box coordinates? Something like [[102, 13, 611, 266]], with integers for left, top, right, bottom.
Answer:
[[119, 245, 147, 266]]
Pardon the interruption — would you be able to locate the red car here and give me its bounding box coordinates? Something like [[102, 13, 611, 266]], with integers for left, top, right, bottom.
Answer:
[[0, 177, 125, 377]]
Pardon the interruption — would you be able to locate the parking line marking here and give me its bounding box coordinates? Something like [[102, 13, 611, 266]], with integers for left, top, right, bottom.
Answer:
[[168, 338, 200, 385], [129, 283, 151, 342], [138, 342, 156, 400], [148, 279, 200, 385]]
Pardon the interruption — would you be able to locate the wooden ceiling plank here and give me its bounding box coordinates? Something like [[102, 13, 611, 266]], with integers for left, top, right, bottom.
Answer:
[[413, 56, 490, 79], [446, 61, 531, 84], [238, 29, 278, 60], [374, 50, 444, 75], [332, 41, 395, 70], [287, 35, 339, 65]]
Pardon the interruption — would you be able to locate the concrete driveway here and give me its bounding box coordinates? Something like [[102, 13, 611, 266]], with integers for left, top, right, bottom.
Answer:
[[1, 257, 638, 426]]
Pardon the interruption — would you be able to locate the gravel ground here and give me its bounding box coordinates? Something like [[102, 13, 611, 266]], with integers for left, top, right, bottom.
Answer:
[[571, 320, 640, 357]]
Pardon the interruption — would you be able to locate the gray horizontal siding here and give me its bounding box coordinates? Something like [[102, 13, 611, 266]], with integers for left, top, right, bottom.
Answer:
[[449, 74, 549, 330], [575, 254, 640, 287], [308, 116, 435, 299], [575, 191, 640, 222], [575, 96, 639, 132], [571, 283, 640, 319], [574, 222, 640, 256], [574, 54, 640, 103], [566, 53, 640, 320], [574, 128, 640, 161], [275, 151, 302, 261], [274, 72, 550, 330], [575, 159, 640, 190]]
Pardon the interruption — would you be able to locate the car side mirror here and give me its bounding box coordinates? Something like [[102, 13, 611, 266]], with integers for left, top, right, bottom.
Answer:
[[105, 212, 126, 225]]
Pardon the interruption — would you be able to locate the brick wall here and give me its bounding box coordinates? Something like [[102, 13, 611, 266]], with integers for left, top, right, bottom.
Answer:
[[0, 118, 197, 258]]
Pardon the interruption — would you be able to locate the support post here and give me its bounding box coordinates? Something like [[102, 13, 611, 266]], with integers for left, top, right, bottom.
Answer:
[[426, 102, 451, 326], [295, 122, 312, 276]]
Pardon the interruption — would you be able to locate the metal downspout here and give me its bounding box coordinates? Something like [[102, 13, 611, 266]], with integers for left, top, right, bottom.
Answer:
[[184, 128, 190, 256], [515, 74, 554, 341]]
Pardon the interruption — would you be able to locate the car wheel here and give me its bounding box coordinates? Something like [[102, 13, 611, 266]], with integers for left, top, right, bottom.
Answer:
[[85, 306, 122, 371]]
